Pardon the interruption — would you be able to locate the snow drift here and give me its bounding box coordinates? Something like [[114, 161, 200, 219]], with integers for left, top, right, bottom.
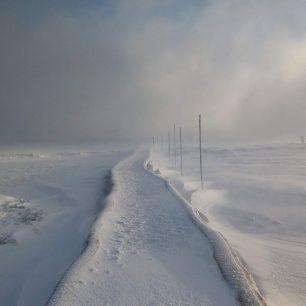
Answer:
[[145, 159, 267, 306]]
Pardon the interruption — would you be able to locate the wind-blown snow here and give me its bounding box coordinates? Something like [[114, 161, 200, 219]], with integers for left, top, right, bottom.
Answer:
[[50, 149, 239, 306], [0, 148, 130, 306], [150, 143, 306, 306], [145, 160, 266, 306]]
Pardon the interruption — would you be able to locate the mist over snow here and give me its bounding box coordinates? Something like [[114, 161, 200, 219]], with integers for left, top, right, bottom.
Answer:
[[1, 3, 306, 305], [1, 0, 306, 145]]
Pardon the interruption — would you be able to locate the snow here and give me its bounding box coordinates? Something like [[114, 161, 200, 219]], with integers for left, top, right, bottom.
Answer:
[[3, 143, 303, 306], [49, 149, 239, 306], [0, 148, 130, 306], [150, 143, 306, 306], [0, 194, 42, 245], [145, 162, 266, 306]]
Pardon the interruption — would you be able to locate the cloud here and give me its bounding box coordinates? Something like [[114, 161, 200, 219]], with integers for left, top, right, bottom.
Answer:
[[128, 0, 306, 144], [1, 0, 306, 145]]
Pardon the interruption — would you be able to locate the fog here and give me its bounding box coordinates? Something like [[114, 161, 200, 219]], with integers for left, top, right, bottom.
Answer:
[[1, 0, 306, 146]]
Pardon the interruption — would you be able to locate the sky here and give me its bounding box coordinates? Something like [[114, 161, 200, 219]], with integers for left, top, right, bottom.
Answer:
[[1, 0, 306, 146]]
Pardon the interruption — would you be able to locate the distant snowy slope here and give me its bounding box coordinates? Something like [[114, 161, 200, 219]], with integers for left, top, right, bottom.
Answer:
[[50, 149, 238, 306]]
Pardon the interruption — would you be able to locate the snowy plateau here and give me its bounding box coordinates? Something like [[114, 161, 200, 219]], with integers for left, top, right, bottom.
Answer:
[[0, 144, 305, 306]]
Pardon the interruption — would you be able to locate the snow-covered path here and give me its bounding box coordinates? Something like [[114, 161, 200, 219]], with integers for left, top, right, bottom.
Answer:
[[50, 149, 238, 306], [0, 148, 130, 306], [150, 144, 306, 306]]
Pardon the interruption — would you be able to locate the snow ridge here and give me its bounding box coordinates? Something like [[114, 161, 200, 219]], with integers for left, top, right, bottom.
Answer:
[[145, 159, 267, 306], [47, 165, 117, 305], [50, 149, 240, 306]]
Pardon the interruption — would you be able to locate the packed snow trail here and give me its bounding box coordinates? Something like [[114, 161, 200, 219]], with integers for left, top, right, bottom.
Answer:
[[50, 149, 239, 306], [150, 144, 306, 306]]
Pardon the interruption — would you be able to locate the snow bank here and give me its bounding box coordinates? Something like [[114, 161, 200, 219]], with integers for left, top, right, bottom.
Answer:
[[145, 159, 267, 306], [0, 148, 130, 306], [149, 144, 306, 306]]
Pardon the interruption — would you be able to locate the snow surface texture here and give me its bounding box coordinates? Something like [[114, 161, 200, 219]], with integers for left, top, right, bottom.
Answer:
[[150, 144, 306, 306], [0, 149, 130, 306], [0, 194, 42, 245], [145, 161, 266, 306], [50, 149, 239, 306]]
